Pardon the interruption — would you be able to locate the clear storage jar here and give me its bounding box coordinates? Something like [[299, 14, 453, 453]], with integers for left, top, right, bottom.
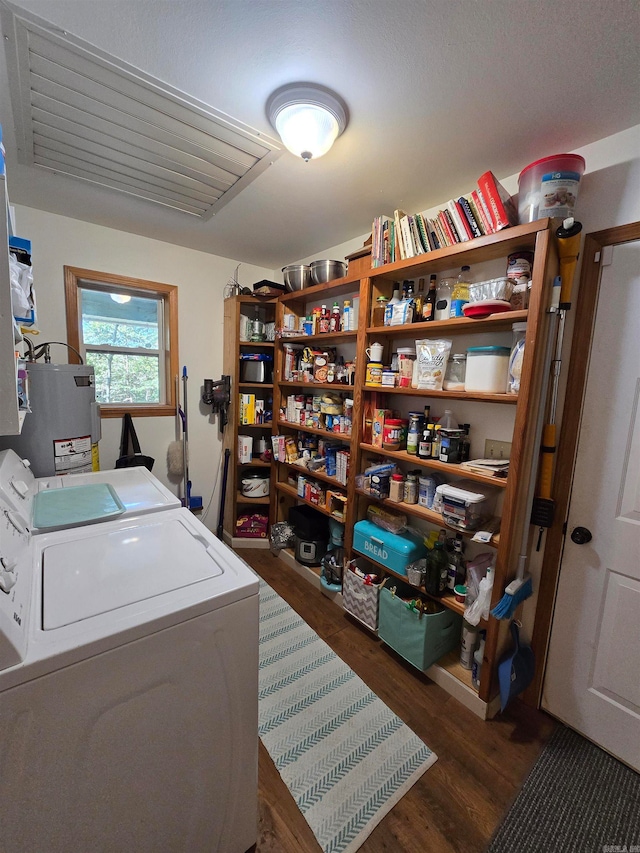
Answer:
[[443, 354, 467, 390]]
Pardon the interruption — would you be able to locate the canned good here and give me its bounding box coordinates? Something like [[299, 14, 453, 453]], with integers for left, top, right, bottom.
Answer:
[[370, 473, 390, 499], [381, 369, 396, 387], [365, 361, 383, 385], [506, 252, 534, 285], [418, 474, 438, 509]]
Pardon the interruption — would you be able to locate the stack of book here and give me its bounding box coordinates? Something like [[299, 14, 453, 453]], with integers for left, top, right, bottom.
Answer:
[[371, 171, 519, 266]]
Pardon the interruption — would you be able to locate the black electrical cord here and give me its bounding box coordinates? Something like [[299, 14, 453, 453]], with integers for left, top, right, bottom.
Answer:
[[30, 341, 84, 364]]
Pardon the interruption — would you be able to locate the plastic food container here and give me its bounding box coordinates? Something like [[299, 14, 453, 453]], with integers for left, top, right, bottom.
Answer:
[[468, 277, 513, 303], [435, 480, 497, 531], [508, 322, 527, 395], [518, 154, 585, 224], [465, 346, 510, 393]]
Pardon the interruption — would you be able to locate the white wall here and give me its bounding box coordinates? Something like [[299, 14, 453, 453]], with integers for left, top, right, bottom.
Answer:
[[14, 206, 273, 530]]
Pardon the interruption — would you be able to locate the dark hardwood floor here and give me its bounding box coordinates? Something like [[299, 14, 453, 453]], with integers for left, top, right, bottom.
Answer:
[[245, 548, 556, 853]]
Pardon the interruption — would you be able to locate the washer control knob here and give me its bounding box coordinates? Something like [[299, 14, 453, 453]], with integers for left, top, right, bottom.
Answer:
[[0, 557, 17, 593]]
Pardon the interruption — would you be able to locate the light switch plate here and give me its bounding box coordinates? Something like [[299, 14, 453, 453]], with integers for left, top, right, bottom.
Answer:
[[484, 439, 512, 459]]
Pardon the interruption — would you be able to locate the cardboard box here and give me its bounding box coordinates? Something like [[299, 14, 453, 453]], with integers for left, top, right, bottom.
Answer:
[[372, 409, 392, 448], [239, 393, 255, 425]]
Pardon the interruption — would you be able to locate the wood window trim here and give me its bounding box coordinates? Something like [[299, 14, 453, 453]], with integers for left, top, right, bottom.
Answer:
[[64, 265, 179, 418]]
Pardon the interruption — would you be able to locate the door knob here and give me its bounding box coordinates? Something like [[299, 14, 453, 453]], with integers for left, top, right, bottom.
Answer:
[[571, 526, 592, 545]]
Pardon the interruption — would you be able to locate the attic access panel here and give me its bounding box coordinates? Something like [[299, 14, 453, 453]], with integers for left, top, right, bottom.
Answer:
[[1, 2, 282, 219]]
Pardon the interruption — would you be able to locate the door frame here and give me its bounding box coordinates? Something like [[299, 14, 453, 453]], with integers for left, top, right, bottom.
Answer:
[[525, 220, 640, 706]]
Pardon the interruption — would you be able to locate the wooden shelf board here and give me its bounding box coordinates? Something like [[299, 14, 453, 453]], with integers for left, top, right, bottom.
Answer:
[[278, 459, 348, 490], [280, 275, 362, 304], [238, 421, 273, 428], [365, 310, 527, 337], [236, 491, 270, 505], [437, 649, 476, 690], [238, 382, 274, 389], [366, 219, 553, 282], [238, 458, 271, 467], [278, 381, 355, 390], [239, 341, 275, 347], [277, 330, 357, 344], [359, 443, 507, 488], [354, 489, 500, 546], [363, 386, 517, 404], [276, 419, 351, 441], [275, 482, 346, 520]]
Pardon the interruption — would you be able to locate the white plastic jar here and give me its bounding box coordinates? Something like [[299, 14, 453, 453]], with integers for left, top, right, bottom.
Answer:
[[465, 346, 510, 393]]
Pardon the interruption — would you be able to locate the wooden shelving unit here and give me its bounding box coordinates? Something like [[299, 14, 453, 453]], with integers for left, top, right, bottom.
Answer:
[[222, 295, 277, 547], [268, 219, 559, 717]]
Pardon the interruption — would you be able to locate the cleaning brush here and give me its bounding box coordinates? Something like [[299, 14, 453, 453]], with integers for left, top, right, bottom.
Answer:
[[491, 557, 533, 619]]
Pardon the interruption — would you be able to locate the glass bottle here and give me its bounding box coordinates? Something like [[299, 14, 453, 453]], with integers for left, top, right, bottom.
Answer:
[[430, 423, 441, 459], [450, 265, 471, 318], [425, 540, 448, 597], [330, 301, 341, 332], [414, 278, 425, 322], [405, 281, 416, 322], [319, 305, 330, 334], [371, 296, 388, 327], [447, 534, 466, 590], [423, 274, 437, 321], [435, 277, 454, 321], [406, 412, 423, 455], [418, 422, 434, 460]]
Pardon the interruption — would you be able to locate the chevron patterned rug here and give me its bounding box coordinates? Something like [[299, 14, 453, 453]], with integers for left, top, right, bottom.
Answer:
[[258, 580, 437, 853]]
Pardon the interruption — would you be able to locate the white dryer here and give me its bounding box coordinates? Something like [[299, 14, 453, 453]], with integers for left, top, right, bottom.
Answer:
[[0, 497, 259, 853], [0, 448, 181, 531]]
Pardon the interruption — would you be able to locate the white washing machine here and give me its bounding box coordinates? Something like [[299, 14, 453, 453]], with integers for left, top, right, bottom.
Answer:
[[0, 495, 259, 853], [0, 448, 181, 531]]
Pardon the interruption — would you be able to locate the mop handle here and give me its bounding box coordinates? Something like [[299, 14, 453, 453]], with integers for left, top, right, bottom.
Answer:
[[515, 296, 559, 579]]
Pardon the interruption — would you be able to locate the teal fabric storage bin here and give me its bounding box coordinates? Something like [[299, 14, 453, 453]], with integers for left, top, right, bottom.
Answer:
[[352, 520, 427, 575], [378, 581, 463, 671]]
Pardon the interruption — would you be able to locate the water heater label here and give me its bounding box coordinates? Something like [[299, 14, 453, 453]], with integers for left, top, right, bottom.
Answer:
[[53, 435, 93, 473]]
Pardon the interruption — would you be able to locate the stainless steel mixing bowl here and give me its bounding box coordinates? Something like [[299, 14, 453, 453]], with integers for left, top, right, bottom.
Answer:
[[310, 259, 348, 285], [282, 264, 311, 291]]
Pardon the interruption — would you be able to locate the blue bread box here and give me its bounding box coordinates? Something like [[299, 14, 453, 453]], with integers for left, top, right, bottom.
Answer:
[[352, 520, 427, 575]]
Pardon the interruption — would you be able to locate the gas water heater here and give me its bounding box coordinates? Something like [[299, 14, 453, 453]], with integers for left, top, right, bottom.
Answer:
[[0, 362, 101, 476]]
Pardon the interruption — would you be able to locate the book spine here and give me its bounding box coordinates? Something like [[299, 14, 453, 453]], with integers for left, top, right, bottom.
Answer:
[[477, 171, 518, 231], [409, 215, 425, 254], [394, 210, 406, 260], [473, 188, 495, 234], [442, 208, 460, 243], [468, 192, 487, 235], [446, 199, 466, 241], [454, 199, 474, 240], [427, 217, 441, 249], [400, 215, 416, 257], [415, 213, 432, 252], [458, 196, 483, 239], [437, 211, 454, 245]]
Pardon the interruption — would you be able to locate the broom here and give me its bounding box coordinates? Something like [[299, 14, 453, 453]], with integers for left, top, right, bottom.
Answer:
[[491, 278, 560, 620]]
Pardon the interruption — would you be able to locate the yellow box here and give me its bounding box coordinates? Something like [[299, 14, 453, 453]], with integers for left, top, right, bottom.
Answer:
[[239, 394, 256, 425]]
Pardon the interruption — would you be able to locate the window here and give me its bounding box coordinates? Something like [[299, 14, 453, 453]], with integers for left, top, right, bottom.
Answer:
[[65, 266, 178, 417]]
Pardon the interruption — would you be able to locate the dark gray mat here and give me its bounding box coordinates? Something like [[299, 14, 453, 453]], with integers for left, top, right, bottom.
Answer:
[[488, 725, 640, 853]]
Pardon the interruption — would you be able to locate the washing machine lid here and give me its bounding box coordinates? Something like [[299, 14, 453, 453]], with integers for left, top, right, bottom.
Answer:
[[41, 515, 224, 629], [40, 466, 181, 516]]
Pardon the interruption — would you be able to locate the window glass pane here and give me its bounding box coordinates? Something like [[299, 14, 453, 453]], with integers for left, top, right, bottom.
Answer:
[[81, 288, 160, 349], [87, 352, 160, 403]]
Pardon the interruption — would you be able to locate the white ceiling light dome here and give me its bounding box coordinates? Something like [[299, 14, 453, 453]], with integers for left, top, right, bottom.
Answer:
[[267, 84, 348, 162]]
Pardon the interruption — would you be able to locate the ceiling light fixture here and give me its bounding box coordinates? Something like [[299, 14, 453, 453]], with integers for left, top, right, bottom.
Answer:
[[266, 83, 348, 162]]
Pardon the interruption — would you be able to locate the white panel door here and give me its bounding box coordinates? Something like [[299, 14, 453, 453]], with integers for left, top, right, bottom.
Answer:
[[543, 239, 640, 772]]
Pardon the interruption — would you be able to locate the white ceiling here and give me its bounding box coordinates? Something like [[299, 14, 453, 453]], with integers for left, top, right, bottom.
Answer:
[[1, 0, 639, 270]]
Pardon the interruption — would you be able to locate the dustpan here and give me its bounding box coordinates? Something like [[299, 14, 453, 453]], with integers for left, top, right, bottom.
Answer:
[[498, 621, 535, 711]]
